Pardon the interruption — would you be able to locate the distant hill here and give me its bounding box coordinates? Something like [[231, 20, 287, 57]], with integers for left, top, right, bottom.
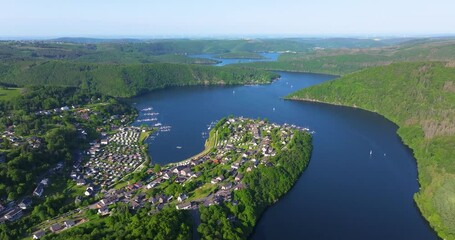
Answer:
[[0, 38, 407, 64], [236, 38, 455, 75], [0, 61, 278, 97], [288, 62, 455, 240], [49, 37, 144, 44]]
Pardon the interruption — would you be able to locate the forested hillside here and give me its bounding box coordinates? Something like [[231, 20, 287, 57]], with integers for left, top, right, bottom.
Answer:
[[237, 39, 455, 75], [0, 38, 402, 64], [0, 61, 278, 97], [288, 62, 455, 239]]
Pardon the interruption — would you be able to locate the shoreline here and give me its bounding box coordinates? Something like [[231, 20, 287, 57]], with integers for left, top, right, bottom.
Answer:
[[285, 96, 441, 239], [168, 130, 218, 167]]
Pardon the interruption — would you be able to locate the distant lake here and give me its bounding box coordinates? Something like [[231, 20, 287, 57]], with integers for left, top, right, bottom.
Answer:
[[131, 58, 437, 239], [190, 52, 280, 66]]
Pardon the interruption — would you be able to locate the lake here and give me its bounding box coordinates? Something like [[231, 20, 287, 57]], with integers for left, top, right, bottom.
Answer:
[[190, 52, 280, 66], [131, 58, 437, 239]]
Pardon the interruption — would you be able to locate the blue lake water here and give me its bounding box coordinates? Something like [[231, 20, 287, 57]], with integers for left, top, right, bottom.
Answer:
[[131, 60, 437, 239], [190, 52, 280, 66]]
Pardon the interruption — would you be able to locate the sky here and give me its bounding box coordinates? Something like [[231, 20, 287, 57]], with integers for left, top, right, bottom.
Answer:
[[1, 0, 454, 38]]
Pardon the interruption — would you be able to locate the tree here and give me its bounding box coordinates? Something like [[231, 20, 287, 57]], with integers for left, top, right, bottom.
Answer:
[[153, 163, 161, 173]]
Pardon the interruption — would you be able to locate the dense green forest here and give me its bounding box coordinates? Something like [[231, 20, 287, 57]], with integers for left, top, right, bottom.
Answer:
[[288, 62, 455, 239], [237, 39, 455, 75], [198, 130, 312, 239], [0, 61, 278, 97], [39, 206, 192, 240], [0, 37, 407, 98]]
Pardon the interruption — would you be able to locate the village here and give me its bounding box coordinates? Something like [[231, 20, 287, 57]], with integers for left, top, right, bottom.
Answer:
[[16, 117, 308, 239], [71, 127, 148, 190], [0, 101, 137, 234]]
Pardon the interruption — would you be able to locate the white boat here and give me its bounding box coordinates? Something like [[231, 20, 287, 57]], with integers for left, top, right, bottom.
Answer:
[[144, 112, 159, 116], [370, 150, 373, 155], [176, 146, 182, 149]]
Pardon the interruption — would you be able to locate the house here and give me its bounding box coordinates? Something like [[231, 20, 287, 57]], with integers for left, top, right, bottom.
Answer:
[[180, 168, 192, 176], [203, 197, 215, 206], [148, 197, 158, 205], [177, 193, 188, 202], [172, 166, 185, 174], [157, 194, 167, 204], [146, 182, 158, 189], [175, 177, 186, 183], [231, 163, 240, 170], [215, 190, 232, 202], [18, 197, 32, 210], [234, 183, 245, 191], [124, 191, 133, 199], [101, 138, 109, 145], [49, 223, 63, 232], [129, 201, 140, 210], [64, 219, 76, 228], [98, 196, 118, 207], [40, 178, 49, 186], [98, 206, 109, 215], [134, 193, 146, 202], [211, 178, 219, 184], [156, 203, 165, 211], [4, 208, 23, 221], [76, 179, 86, 186], [221, 182, 233, 190], [33, 230, 45, 239], [162, 172, 175, 180], [85, 186, 94, 196], [190, 172, 201, 178], [176, 202, 192, 210], [33, 183, 44, 197], [216, 176, 224, 182], [190, 159, 203, 166], [234, 174, 243, 182]]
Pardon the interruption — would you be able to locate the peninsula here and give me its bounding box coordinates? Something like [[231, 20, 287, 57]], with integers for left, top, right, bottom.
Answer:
[[1, 113, 312, 239]]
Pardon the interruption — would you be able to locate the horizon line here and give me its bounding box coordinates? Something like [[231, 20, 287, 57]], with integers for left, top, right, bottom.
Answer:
[[1, 33, 455, 41]]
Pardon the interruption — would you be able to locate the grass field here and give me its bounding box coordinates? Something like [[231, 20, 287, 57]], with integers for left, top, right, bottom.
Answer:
[[0, 88, 21, 101]]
